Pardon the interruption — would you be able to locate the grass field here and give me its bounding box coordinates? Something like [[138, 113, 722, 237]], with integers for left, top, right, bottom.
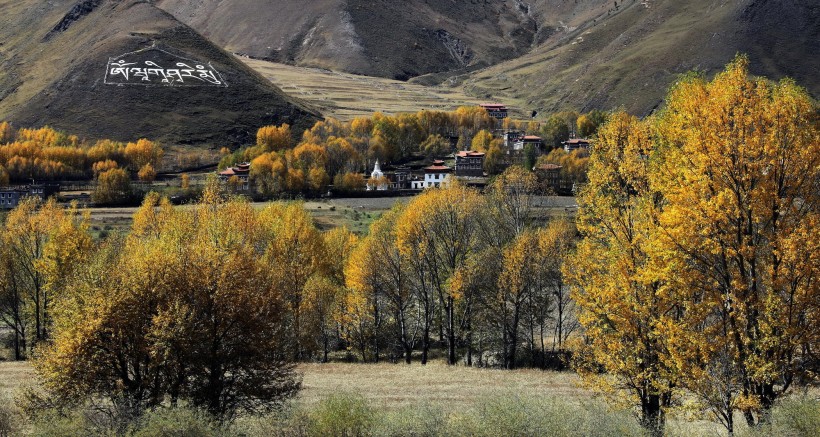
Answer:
[[296, 361, 591, 409], [79, 195, 577, 237], [0, 359, 753, 436], [240, 57, 490, 121]]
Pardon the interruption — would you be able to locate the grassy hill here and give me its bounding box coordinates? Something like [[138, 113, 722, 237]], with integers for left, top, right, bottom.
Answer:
[[158, 0, 818, 117], [0, 0, 319, 147], [454, 0, 820, 115], [155, 0, 540, 80], [239, 57, 489, 121]]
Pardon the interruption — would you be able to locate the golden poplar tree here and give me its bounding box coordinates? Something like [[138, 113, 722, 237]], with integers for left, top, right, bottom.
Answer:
[[260, 202, 327, 359], [651, 56, 819, 431], [397, 182, 485, 365], [567, 112, 681, 435], [36, 192, 300, 418], [0, 198, 92, 359]]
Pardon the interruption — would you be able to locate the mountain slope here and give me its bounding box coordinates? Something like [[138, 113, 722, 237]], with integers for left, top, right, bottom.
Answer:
[[0, 0, 319, 147], [157, 0, 817, 117], [457, 0, 820, 115], [155, 0, 540, 80]]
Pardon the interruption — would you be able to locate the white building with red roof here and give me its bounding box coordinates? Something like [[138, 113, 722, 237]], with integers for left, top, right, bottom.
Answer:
[[513, 135, 544, 151], [411, 160, 452, 189]]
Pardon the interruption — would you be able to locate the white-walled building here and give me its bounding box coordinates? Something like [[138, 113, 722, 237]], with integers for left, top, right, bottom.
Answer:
[[367, 160, 388, 191], [411, 160, 452, 189]]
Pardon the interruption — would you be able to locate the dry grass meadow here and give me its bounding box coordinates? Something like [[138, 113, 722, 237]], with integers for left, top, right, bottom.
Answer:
[[296, 361, 591, 410], [240, 57, 488, 121], [0, 359, 741, 436]]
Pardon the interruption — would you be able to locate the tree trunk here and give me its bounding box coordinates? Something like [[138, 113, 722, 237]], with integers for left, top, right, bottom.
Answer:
[[640, 394, 665, 437], [446, 296, 456, 365], [466, 329, 473, 367], [421, 320, 430, 365]]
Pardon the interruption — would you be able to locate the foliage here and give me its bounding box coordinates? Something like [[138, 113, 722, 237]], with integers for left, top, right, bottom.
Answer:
[[130, 407, 224, 437], [567, 111, 678, 436], [257, 123, 293, 153], [397, 182, 486, 365], [570, 57, 819, 435], [336, 172, 366, 191], [420, 134, 452, 158], [0, 125, 164, 182], [0, 198, 92, 360], [124, 139, 163, 172], [651, 55, 819, 431], [540, 115, 571, 149], [577, 109, 609, 138], [137, 163, 156, 182], [92, 168, 132, 205], [34, 192, 301, 419], [307, 393, 374, 437]]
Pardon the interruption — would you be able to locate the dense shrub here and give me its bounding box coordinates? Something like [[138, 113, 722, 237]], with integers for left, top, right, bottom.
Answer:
[[307, 393, 374, 437], [130, 407, 224, 437]]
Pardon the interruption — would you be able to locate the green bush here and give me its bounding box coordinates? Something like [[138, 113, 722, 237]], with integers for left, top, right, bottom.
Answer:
[[0, 401, 18, 437], [130, 407, 224, 437], [29, 410, 103, 437], [371, 402, 445, 437], [764, 396, 820, 437], [435, 395, 645, 437], [577, 400, 646, 437], [307, 393, 374, 437]]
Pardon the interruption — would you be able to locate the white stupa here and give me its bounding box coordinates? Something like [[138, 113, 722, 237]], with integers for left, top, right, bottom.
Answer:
[[368, 159, 388, 191]]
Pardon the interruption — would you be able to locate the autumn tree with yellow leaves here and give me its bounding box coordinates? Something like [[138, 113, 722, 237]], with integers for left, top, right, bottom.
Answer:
[[34, 191, 300, 419], [0, 199, 92, 360], [567, 112, 680, 436], [397, 182, 486, 365], [345, 204, 420, 363], [650, 57, 819, 432], [570, 57, 819, 435]]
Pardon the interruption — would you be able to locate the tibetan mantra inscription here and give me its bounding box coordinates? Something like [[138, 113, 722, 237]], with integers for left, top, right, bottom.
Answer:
[[105, 47, 227, 87]]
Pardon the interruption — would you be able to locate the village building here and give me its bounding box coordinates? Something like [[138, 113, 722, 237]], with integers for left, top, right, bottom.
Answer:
[[479, 103, 508, 120], [562, 138, 592, 153], [513, 135, 544, 152], [367, 160, 388, 191], [411, 160, 452, 189], [454, 150, 485, 177], [218, 162, 251, 191], [533, 163, 568, 193], [503, 130, 524, 149], [0, 184, 60, 209], [388, 165, 412, 190]]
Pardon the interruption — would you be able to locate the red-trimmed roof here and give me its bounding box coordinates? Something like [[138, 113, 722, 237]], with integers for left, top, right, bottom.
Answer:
[[220, 162, 251, 176], [563, 138, 591, 144], [457, 150, 485, 157], [425, 165, 452, 173], [521, 135, 542, 141]]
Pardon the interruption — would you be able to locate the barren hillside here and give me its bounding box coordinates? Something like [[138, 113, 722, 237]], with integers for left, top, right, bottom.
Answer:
[[155, 0, 540, 80], [158, 0, 818, 117], [0, 0, 319, 147], [457, 0, 820, 115]]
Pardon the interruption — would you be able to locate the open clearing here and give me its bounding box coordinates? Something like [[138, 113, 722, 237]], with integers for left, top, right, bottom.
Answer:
[[240, 57, 488, 121], [296, 362, 591, 409], [82, 196, 577, 236], [0, 360, 732, 435]]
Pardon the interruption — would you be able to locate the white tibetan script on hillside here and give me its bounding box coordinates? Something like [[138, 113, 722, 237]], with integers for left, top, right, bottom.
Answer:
[[104, 47, 227, 87]]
